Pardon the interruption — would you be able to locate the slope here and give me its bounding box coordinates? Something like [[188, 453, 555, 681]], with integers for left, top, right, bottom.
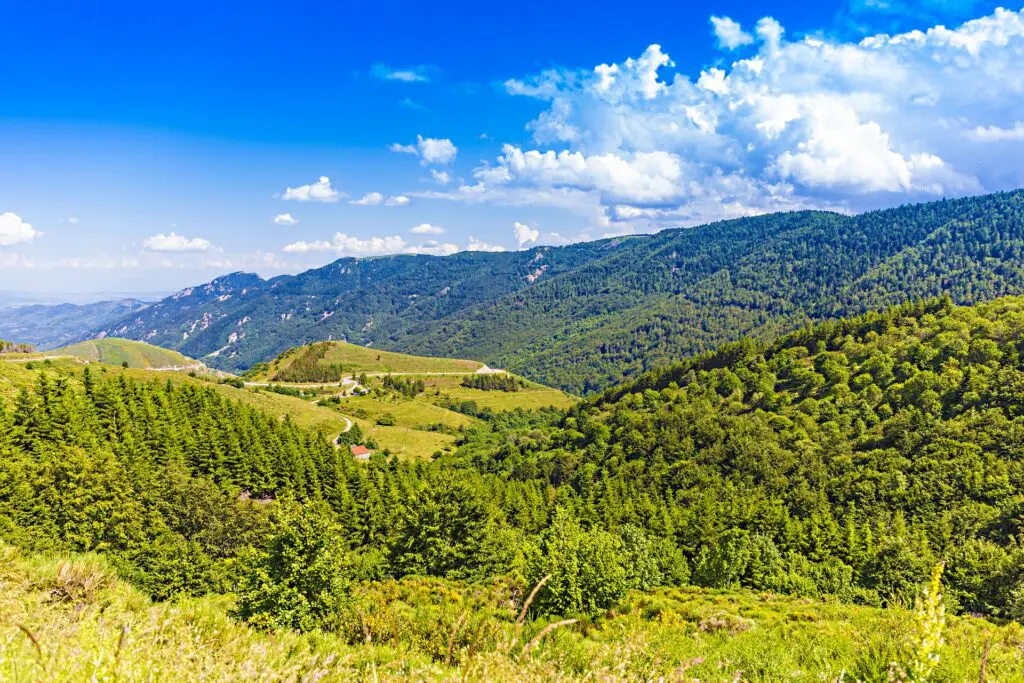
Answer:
[[445, 294, 1024, 617], [51, 337, 199, 369]]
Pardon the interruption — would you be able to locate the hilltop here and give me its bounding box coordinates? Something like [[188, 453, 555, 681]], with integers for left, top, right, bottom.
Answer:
[[69, 189, 1024, 393], [248, 340, 486, 383], [50, 337, 200, 369]]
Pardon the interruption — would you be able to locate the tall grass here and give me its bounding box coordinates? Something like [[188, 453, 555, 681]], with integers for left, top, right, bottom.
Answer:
[[1, 546, 1022, 682]]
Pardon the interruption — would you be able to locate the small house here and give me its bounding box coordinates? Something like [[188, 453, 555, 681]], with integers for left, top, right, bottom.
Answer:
[[350, 444, 373, 461]]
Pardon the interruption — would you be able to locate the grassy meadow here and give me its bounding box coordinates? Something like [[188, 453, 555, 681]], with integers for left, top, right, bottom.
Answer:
[[421, 374, 577, 411], [49, 338, 197, 369]]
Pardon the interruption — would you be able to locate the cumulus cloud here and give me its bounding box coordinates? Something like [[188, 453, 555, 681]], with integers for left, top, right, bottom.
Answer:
[[466, 236, 505, 252], [411, 223, 445, 235], [282, 176, 341, 202], [389, 135, 458, 165], [273, 213, 299, 225], [711, 16, 754, 50], [428, 8, 1024, 233], [431, 169, 451, 185], [385, 195, 410, 206], [350, 192, 384, 206], [0, 212, 42, 246], [371, 63, 432, 83], [513, 222, 540, 247], [143, 232, 214, 252]]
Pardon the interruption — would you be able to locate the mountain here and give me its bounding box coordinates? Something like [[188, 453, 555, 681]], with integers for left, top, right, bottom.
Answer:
[[50, 337, 200, 369], [82, 190, 1024, 393], [0, 298, 150, 350]]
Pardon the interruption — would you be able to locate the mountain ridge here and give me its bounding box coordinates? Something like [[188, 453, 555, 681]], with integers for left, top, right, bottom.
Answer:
[[76, 189, 1024, 393]]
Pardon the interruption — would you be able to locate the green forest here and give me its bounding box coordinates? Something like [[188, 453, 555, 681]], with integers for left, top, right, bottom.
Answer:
[[6, 295, 1024, 677]]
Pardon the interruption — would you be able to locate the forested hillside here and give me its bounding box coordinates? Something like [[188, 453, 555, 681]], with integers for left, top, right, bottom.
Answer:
[[6, 297, 1024, 615], [80, 190, 1024, 393], [5, 296, 1024, 676]]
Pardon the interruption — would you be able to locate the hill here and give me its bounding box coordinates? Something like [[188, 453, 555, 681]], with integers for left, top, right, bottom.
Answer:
[[0, 298, 149, 350], [51, 337, 199, 369], [76, 190, 1024, 392], [249, 340, 486, 383]]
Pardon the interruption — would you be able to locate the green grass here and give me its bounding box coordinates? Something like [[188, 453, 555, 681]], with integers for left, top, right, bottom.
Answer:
[[2, 545, 1022, 682], [324, 393, 474, 458], [336, 393, 477, 429], [50, 338, 197, 369], [422, 375, 577, 411], [254, 341, 485, 381]]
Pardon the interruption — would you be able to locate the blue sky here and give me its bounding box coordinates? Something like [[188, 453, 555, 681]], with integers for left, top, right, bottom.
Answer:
[[0, 0, 1020, 295]]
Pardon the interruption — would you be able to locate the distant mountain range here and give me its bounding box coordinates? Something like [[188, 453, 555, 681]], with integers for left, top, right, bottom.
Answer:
[[13, 189, 1024, 393], [0, 299, 151, 350]]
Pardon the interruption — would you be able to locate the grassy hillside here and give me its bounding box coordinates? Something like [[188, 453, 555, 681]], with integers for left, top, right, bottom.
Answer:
[[3, 545, 1020, 681], [251, 340, 486, 383], [244, 342, 575, 458], [83, 190, 1024, 392], [52, 337, 197, 369]]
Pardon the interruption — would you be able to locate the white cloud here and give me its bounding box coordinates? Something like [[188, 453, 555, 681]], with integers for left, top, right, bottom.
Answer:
[[966, 122, 1024, 141], [431, 169, 451, 185], [389, 135, 458, 165], [466, 236, 505, 252], [513, 222, 540, 247], [385, 195, 410, 206], [65, 216, 80, 225], [409, 240, 459, 256], [438, 7, 1024, 233], [372, 63, 431, 83], [143, 232, 214, 253], [350, 192, 384, 206], [711, 16, 754, 50], [0, 212, 42, 246], [273, 213, 299, 225], [282, 232, 407, 255], [410, 223, 444, 235], [281, 176, 341, 202]]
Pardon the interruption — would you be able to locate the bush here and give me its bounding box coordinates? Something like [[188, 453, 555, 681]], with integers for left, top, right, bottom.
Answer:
[[526, 507, 628, 616], [234, 503, 350, 632]]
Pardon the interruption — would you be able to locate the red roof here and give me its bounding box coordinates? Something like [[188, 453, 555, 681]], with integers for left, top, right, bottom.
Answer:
[[350, 445, 372, 456]]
